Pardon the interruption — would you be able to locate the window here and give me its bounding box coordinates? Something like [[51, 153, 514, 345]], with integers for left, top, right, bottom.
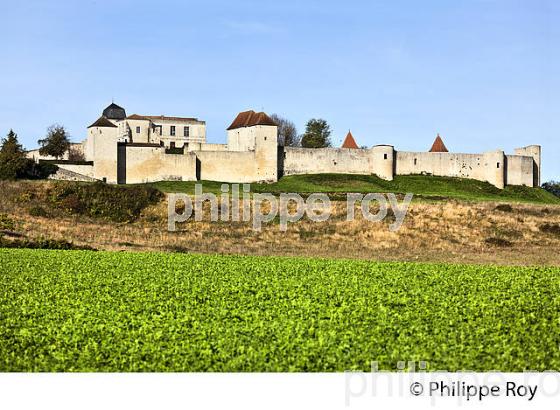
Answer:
[[136, 126, 141, 134], [414, 158, 417, 165], [384, 154, 388, 160], [497, 162, 500, 169], [170, 126, 176, 136], [184, 126, 189, 137], [170, 142, 176, 148]]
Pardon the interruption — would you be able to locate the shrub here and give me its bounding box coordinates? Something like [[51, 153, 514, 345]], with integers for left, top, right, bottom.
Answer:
[[484, 237, 513, 247], [22, 161, 58, 179], [542, 181, 560, 198], [0, 236, 94, 250], [48, 181, 164, 222], [539, 223, 560, 236], [28, 206, 48, 217], [0, 214, 16, 230], [495, 204, 513, 212]]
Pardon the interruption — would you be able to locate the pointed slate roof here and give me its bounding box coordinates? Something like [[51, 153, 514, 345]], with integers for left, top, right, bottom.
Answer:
[[88, 116, 117, 128], [429, 134, 448, 152], [102, 103, 126, 120], [227, 110, 277, 130], [341, 131, 359, 149]]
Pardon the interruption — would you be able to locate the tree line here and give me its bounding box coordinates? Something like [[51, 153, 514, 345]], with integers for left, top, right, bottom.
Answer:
[[0, 124, 80, 180], [271, 114, 332, 148]]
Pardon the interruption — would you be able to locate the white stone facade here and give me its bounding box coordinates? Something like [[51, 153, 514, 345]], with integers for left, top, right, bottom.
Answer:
[[29, 103, 542, 189]]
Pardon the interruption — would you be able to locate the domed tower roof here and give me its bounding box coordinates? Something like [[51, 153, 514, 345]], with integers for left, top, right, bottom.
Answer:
[[102, 102, 126, 120]]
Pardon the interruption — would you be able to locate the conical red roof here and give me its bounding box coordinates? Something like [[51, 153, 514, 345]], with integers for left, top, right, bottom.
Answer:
[[341, 131, 359, 149], [429, 134, 448, 152]]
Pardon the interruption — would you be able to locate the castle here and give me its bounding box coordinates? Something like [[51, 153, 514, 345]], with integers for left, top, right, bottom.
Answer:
[[29, 103, 541, 189]]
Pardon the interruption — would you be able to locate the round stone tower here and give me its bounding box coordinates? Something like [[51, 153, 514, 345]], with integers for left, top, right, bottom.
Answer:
[[371, 145, 395, 180]]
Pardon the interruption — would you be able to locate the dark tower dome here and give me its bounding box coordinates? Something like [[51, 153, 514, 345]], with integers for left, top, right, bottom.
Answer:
[[102, 102, 126, 120]]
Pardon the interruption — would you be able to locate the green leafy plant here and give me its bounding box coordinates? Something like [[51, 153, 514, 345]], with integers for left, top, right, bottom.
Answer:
[[1, 249, 559, 372], [0, 214, 16, 230], [28, 206, 48, 217]]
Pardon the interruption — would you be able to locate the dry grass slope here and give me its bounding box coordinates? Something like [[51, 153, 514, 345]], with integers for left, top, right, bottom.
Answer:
[[1, 180, 560, 265]]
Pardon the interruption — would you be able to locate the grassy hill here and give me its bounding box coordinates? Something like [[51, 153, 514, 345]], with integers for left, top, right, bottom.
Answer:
[[150, 174, 560, 204]]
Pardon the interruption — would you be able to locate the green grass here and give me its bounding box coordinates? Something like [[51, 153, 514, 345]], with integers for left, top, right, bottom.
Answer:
[[148, 174, 560, 204], [1, 248, 559, 372]]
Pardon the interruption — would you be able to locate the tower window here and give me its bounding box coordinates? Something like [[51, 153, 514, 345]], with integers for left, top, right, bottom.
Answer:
[[136, 126, 141, 133], [184, 126, 189, 137], [170, 126, 176, 136], [384, 154, 388, 160], [497, 162, 500, 169], [414, 158, 417, 165]]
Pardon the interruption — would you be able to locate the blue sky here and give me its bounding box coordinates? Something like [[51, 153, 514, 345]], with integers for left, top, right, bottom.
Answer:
[[1, 0, 558, 180]]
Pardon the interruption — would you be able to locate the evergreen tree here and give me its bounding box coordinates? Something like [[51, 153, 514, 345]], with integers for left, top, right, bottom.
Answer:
[[301, 119, 332, 148], [0, 130, 29, 180]]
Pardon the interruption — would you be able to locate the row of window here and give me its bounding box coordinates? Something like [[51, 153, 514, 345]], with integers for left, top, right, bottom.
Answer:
[[135, 125, 190, 137]]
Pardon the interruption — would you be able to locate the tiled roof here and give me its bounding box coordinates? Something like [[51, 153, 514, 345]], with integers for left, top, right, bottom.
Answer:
[[144, 115, 201, 122], [88, 116, 117, 128], [429, 134, 449, 152], [227, 110, 277, 130], [126, 114, 150, 121], [341, 131, 359, 149]]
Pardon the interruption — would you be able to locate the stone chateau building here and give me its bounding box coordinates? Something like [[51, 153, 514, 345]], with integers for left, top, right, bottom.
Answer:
[[29, 102, 541, 189]]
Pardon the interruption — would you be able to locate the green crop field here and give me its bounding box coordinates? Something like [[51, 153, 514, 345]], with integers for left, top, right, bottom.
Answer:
[[1, 248, 559, 372]]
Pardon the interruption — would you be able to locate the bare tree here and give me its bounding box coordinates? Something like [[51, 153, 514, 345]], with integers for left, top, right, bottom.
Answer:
[[270, 114, 299, 147], [67, 145, 86, 162]]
